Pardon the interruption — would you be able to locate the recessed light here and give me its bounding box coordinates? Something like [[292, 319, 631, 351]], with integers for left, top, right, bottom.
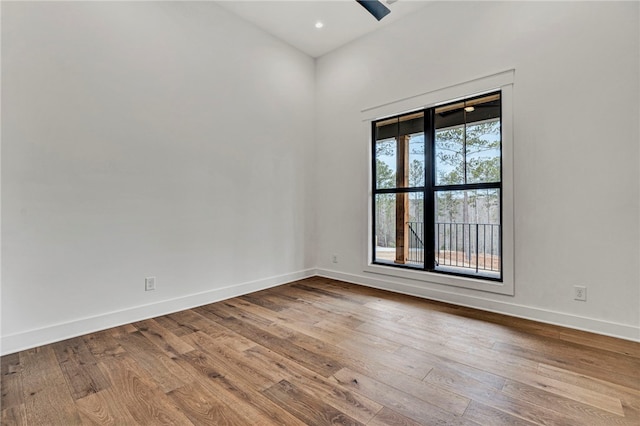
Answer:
[[464, 106, 475, 113], [315, 21, 324, 29]]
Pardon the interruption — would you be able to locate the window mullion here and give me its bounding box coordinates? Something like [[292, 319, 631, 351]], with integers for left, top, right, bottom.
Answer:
[[424, 108, 435, 271]]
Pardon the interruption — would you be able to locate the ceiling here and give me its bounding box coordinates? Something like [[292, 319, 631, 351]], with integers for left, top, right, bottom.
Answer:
[[215, 0, 432, 58]]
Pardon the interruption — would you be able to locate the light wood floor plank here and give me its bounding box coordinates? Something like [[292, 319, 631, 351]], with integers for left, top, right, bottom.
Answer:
[[21, 347, 83, 425], [115, 330, 192, 393], [536, 362, 640, 416], [176, 349, 306, 426], [462, 400, 538, 426], [242, 343, 384, 424], [204, 305, 344, 378], [75, 388, 140, 425], [1, 404, 28, 426], [262, 379, 364, 426], [425, 366, 564, 424], [96, 354, 194, 425], [368, 407, 425, 426], [511, 367, 625, 416], [167, 381, 253, 426], [98, 356, 192, 425], [501, 379, 633, 425], [132, 318, 195, 357], [51, 337, 109, 400], [1, 353, 23, 410], [181, 331, 274, 391], [333, 367, 477, 425], [83, 330, 126, 360], [493, 340, 640, 389]]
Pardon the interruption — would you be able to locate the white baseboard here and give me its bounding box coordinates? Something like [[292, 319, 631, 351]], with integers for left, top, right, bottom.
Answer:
[[0, 269, 316, 356], [316, 268, 640, 343]]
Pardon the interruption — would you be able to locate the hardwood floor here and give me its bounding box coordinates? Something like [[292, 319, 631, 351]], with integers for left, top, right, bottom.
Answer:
[[2, 277, 639, 425]]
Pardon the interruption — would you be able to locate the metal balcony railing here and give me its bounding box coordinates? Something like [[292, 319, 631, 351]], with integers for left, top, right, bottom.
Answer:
[[407, 221, 424, 264], [406, 222, 501, 273]]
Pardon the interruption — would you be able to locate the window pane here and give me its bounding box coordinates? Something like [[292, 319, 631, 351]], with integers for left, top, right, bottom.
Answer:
[[375, 112, 424, 190], [434, 189, 501, 278], [435, 124, 465, 186], [435, 101, 465, 186], [375, 138, 397, 189], [465, 95, 501, 184], [408, 133, 425, 187], [435, 93, 501, 186], [406, 192, 424, 267], [374, 192, 424, 268], [374, 193, 396, 262]]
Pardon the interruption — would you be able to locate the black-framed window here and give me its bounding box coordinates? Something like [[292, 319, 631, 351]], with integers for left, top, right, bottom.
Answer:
[[372, 92, 502, 281]]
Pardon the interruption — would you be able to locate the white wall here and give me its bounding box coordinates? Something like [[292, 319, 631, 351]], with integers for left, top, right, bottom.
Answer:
[[1, 1, 316, 353], [315, 1, 640, 340]]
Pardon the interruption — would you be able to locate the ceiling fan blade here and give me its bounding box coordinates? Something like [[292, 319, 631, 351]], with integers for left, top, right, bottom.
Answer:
[[356, 0, 391, 21]]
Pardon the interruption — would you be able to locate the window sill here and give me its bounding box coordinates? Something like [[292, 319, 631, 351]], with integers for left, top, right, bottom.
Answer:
[[363, 262, 514, 296]]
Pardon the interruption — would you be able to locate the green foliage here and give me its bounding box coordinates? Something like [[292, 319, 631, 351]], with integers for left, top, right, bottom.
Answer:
[[375, 159, 395, 189], [409, 159, 424, 187], [437, 191, 460, 222], [375, 139, 395, 156], [467, 156, 500, 183], [375, 193, 395, 248]]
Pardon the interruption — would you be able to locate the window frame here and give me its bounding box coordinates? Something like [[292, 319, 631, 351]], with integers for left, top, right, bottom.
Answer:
[[363, 71, 515, 296]]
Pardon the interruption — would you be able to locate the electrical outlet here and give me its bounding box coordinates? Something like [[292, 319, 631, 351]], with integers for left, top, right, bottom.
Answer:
[[145, 277, 156, 291], [332, 254, 338, 263], [574, 285, 586, 301]]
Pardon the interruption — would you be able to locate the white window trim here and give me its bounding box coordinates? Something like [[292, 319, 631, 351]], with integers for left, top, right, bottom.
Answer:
[[362, 70, 515, 296]]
